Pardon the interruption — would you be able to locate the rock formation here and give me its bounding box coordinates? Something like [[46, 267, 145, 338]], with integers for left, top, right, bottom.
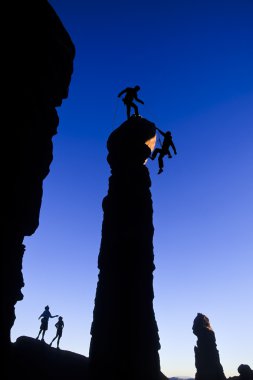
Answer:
[[88, 116, 162, 380], [193, 313, 226, 380], [8, 336, 88, 380], [228, 364, 253, 380], [1, 0, 75, 352]]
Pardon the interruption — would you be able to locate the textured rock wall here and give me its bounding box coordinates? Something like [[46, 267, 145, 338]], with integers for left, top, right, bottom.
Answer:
[[1, 1, 75, 348]]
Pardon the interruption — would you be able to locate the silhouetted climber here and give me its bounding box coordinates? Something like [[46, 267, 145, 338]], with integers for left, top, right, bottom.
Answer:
[[150, 128, 177, 174], [49, 316, 64, 349], [118, 85, 144, 119], [36, 305, 58, 341]]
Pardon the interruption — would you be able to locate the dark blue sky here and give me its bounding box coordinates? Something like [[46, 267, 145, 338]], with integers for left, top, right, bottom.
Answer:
[[12, 1, 253, 377]]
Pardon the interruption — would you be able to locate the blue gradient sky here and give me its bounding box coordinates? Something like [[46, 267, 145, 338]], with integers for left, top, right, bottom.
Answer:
[[12, 1, 253, 378]]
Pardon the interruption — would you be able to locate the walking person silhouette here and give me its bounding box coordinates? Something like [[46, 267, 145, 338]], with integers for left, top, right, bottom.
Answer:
[[36, 305, 58, 341], [50, 316, 64, 349], [150, 128, 177, 174], [118, 85, 144, 119]]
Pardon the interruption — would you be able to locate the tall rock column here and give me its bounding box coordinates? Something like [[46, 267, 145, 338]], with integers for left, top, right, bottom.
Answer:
[[1, 1, 75, 349], [89, 116, 161, 380], [193, 313, 226, 380]]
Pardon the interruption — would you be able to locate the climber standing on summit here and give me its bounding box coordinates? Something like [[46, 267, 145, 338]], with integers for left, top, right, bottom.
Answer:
[[118, 85, 144, 119]]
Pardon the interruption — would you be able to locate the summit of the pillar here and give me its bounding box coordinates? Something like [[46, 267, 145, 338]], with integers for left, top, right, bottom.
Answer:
[[107, 116, 156, 170]]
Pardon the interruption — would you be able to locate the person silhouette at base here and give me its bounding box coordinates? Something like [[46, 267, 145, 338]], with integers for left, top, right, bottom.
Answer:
[[118, 85, 144, 119], [49, 316, 64, 349], [150, 127, 177, 174], [36, 305, 58, 342]]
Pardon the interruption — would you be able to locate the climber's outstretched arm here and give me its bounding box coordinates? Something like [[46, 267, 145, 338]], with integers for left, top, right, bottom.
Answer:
[[156, 127, 165, 137], [118, 88, 127, 97]]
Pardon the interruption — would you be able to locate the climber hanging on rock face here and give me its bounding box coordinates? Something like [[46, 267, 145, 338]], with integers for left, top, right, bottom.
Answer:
[[118, 85, 144, 119], [150, 127, 177, 174]]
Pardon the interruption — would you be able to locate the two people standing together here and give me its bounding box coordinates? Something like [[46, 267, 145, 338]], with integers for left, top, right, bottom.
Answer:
[[36, 305, 64, 349]]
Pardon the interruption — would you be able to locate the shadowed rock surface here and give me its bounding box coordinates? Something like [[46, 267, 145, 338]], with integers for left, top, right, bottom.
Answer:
[[6, 335, 169, 380], [1, 0, 75, 353], [228, 365, 253, 380], [193, 313, 226, 380], [7, 336, 88, 380], [88, 116, 163, 380]]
